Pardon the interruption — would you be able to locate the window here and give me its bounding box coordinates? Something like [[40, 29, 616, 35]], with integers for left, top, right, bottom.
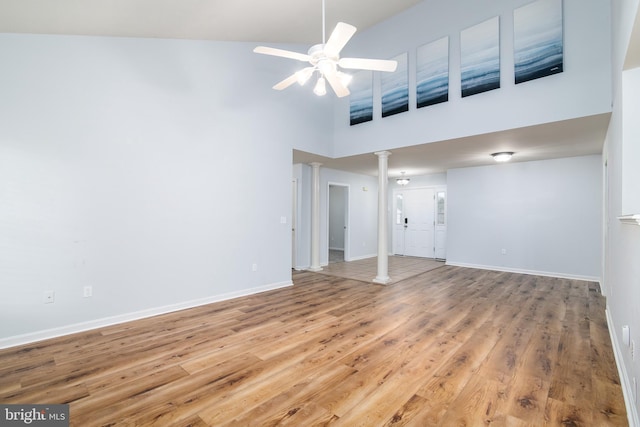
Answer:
[[436, 191, 446, 225]]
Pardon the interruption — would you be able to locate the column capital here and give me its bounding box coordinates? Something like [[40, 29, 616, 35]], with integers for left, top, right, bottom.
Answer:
[[374, 151, 391, 158], [309, 162, 323, 168]]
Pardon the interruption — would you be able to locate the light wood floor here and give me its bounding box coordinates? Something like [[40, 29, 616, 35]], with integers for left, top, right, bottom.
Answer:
[[0, 266, 628, 426], [321, 254, 445, 284]]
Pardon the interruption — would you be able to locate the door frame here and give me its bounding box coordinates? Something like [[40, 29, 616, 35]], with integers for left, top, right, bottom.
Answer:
[[292, 178, 298, 270], [392, 185, 446, 259], [327, 182, 350, 262]]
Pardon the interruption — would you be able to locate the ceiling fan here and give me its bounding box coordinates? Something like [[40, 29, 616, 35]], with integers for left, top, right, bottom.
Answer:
[[253, 0, 398, 98]]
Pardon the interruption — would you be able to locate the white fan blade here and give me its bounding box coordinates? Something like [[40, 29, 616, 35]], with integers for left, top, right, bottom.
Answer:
[[324, 22, 357, 58], [339, 57, 398, 72], [253, 46, 311, 62], [273, 73, 299, 90], [323, 69, 350, 98], [295, 67, 315, 86]]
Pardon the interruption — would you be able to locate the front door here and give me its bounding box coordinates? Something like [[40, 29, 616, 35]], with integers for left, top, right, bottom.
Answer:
[[393, 188, 435, 258]]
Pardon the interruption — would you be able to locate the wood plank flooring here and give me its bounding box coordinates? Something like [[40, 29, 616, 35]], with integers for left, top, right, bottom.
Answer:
[[321, 255, 444, 284], [0, 266, 628, 426]]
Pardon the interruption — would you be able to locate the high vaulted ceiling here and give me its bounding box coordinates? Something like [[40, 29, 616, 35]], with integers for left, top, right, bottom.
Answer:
[[0, 0, 423, 44], [2, 1, 636, 178]]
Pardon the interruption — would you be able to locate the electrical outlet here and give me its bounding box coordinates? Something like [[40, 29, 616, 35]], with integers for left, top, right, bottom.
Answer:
[[83, 286, 93, 298], [252, 263, 258, 272], [501, 248, 507, 255], [43, 290, 55, 304]]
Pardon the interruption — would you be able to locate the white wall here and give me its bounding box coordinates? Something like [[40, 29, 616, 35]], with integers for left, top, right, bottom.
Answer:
[[292, 164, 310, 270], [0, 33, 332, 344], [388, 173, 447, 191], [603, 0, 640, 423], [332, 0, 611, 158], [622, 67, 640, 214], [293, 165, 378, 268], [447, 155, 602, 280]]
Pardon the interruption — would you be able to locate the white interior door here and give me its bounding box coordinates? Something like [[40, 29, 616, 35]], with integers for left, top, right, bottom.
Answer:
[[394, 188, 435, 258]]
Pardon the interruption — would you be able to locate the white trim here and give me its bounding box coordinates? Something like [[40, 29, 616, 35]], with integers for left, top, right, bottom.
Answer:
[[292, 178, 298, 271], [445, 261, 601, 283], [618, 214, 640, 225], [607, 308, 640, 427], [0, 280, 293, 350]]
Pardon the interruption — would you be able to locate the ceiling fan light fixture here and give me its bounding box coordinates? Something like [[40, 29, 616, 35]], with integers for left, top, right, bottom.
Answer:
[[296, 67, 314, 85], [317, 59, 335, 76], [313, 76, 327, 96], [491, 152, 514, 162], [253, 0, 398, 97]]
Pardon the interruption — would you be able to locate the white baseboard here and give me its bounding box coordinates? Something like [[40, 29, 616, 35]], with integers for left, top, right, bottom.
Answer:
[[606, 308, 639, 427], [346, 253, 377, 262], [0, 280, 293, 350], [445, 261, 601, 283]]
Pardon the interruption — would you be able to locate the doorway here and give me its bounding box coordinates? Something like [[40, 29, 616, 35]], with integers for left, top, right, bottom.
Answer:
[[393, 187, 446, 259], [328, 183, 349, 263]]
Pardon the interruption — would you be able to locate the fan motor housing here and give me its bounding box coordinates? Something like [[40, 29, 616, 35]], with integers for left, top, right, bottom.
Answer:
[[308, 44, 338, 66]]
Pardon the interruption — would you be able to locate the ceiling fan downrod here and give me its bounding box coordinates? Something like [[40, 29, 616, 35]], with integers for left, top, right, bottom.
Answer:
[[321, 0, 326, 44]]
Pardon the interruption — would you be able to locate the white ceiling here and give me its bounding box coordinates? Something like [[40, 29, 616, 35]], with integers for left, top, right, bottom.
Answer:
[[1, 0, 635, 178], [294, 114, 611, 177], [0, 0, 423, 44]]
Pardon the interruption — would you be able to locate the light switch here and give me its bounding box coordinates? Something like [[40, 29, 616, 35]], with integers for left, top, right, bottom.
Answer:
[[623, 325, 630, 346]]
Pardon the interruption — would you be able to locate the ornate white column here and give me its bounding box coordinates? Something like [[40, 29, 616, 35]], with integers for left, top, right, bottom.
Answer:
[[373, 151, 391, 284], [309, 162, 323, 272]]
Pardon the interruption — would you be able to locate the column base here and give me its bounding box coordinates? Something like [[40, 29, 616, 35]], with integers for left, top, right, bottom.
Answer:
[[308, 266, 323, 272], [373, 276, 390, 285]]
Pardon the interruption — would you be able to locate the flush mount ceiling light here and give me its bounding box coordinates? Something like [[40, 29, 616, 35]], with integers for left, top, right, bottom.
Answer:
[[491, 152, 514, 162], [396, 171, 410, 186]]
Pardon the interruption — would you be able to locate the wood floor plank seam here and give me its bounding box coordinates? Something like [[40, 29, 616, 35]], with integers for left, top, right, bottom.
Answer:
[[0, 264, 628, 426]]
